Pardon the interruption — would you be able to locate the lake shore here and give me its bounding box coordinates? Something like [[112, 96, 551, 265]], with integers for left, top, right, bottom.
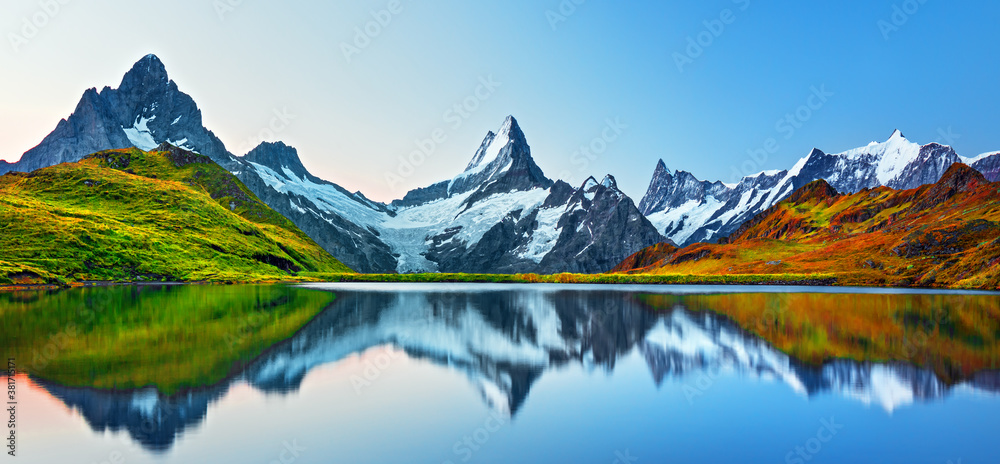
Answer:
[[7, 270, 1000, 292]]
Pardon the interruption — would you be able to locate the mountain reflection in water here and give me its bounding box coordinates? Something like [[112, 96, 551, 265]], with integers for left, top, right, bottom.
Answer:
[[26, 285, 1000, 451]]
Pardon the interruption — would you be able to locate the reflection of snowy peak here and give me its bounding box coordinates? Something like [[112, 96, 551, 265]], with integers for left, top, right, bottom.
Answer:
[[34, 287, 999, 451], [641, 309, 948, 412], [640, 130, 991, 245]]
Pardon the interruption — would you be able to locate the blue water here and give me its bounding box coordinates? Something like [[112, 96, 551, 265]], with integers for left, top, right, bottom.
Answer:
[[8, 284, 999, 463]]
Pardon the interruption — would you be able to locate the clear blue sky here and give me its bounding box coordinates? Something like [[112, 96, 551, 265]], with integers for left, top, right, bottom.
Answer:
[[2, 0, 998, 201]]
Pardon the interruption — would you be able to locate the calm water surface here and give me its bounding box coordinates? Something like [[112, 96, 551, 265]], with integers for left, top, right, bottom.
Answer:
[[4, 283, 999, 463]]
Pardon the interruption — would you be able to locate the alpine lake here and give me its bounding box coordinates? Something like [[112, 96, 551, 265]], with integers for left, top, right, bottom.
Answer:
[[2, 283, 998, 463]]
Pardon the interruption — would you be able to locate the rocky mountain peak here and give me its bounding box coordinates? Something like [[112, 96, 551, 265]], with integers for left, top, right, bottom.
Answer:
[[463, 115, 527, 172], [786, 179, 840, 204], [119, 54, 170, 94], [601, 174, 618, 190], [448, 115, 550, 197], [244, 141, 312, 181], [927, 163, 988, 195], [638, 159, 677, 215]]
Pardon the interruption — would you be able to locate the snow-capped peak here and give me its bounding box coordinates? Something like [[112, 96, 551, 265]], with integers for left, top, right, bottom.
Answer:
[[464, 115, 518, 173], [835, 129, 922, 185], [961, 151, 1000, 165], [581, 176, 599, 191], [600, 174, 618, 190], [787, 149, 818, 178]]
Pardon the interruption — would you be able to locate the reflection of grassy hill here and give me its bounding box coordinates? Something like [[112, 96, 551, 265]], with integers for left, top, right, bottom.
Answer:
[[0, 285, 334, 394], [614, 164, 1000, 290], [0, 146, 351, 284], [637, 292, 1000, 383]]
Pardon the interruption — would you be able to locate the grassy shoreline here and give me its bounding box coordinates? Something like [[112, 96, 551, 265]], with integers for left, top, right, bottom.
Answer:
[[6, 270, 1000, 292]]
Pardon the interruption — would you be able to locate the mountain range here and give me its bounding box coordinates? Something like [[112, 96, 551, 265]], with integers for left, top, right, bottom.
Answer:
[[617, 163, 1000, 289], [2, 54, 999, 274], [639, 131, 1000, 246], [0, 55, 663, 274]]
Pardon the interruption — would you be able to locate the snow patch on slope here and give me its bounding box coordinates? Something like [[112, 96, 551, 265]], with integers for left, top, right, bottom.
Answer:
[[646, 197, 725, 244], [519, 206, 565, 263], [122, 115, 157, 151], [247, 161, 384, 227], [385, 187, 552, 272]]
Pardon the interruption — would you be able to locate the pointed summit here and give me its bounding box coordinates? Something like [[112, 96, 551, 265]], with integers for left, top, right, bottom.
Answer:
[[449, 115, 550, 196], [638, 159, 677, 215], [464, 115, 526, 172], [120, 54, 169, 91], [600, 174, 618, 190], [649, 159, 673, 183], [889, 129, 905, 141]]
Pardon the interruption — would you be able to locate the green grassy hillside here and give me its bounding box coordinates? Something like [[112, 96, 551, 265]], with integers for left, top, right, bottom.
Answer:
[[0, 145, 351, 284]]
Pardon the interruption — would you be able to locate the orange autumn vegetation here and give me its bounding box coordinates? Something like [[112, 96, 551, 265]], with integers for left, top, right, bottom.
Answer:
[[613, 163, 1000, 290]]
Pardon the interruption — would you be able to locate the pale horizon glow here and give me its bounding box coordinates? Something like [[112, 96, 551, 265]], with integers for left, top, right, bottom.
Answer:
[[1, 1, 998, 202]]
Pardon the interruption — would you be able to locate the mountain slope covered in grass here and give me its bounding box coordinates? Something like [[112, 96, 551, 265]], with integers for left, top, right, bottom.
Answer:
[[613, 163, 1000, 290], [0, 145, 351, 284]]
